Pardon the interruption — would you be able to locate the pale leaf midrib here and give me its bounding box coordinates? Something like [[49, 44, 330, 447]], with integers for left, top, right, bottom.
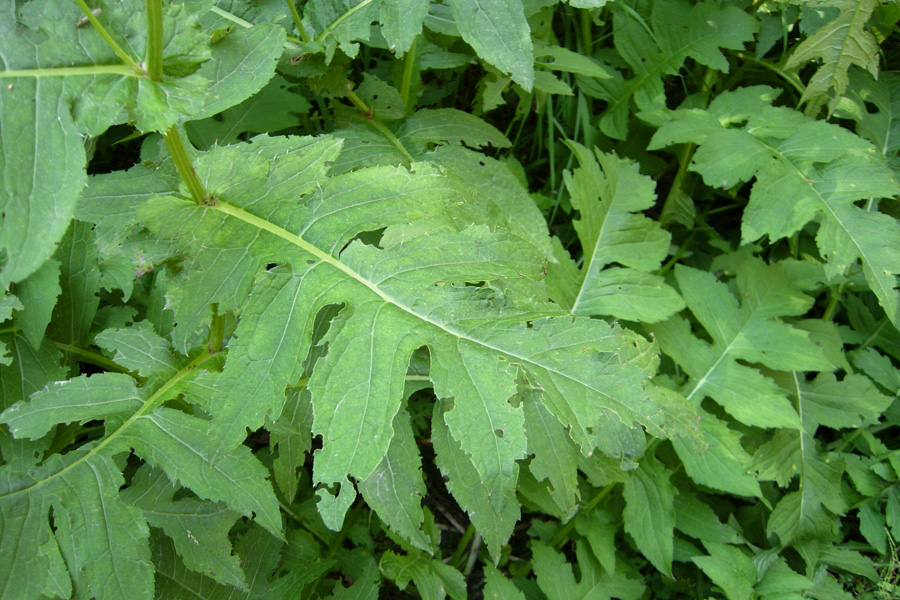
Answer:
[[211, 200, 637, 408]]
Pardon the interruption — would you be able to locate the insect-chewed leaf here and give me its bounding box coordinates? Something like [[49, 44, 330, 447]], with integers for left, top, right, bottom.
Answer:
[[119, 134, 672, 532]]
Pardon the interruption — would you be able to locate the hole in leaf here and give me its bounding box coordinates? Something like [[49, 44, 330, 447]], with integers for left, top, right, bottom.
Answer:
[[341, 227, 386, 253], [494, 428, 504, 438]]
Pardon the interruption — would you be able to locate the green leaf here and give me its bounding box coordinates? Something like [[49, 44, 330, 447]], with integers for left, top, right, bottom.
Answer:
[[380, 0, 430, 55], [523, 389, 579, 517], [574, 508, 619, 576], [329, 549, 381, 599], [419, 147, 555, 261], [445, 0, 534, 90], [858, 503, 887, 554], [46, 222, 101, 345], [13, 259, 61, 350], [271, 387, 314, 502], [151, 530, 247, 600], [672, 410, 763, 499], [431, 401, 519, 560], [397, 109, 511, 151], [307, 0, 379, 60], [834, 71, 900, 167], [784, 0, 881, 115], [594, 0, 757, 139], [380, 551, 467, 600], [0, 334, 66, 469], [674, 493, 743, 544], [482, 565, 525, 599], [1, 372, 142, 439], [94, 321, 180, 384], [754, 561, 815, 599], [122, 135, 669, 530], [560, 142, 684, 322], [188, 74, 310, 148], [751, 429, 845, 545], [1, 451, 154, 600], [533, 540, 644, 600], [359, 410, 431, 552], [651, 259, 832, 430], [533, 40, 612, 79], [190, 22, 286, 121], [796, 372, 892, 431], [121, 465, 246, 588], [651, 88, 900, 325], [622, 454, 675, 577], [691, 542, 756, 600], [116, 408, 283, 536]]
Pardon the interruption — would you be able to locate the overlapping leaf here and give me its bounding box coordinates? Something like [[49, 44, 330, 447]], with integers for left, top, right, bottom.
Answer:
[[0, 0, 207, 287], [649, 256, 833, 429], [588, 0, 757, 139], [87, 133, 676, 543], [0, 324, 281, 600], [784, 0, 881, 115], [651, 86, 900, 325]]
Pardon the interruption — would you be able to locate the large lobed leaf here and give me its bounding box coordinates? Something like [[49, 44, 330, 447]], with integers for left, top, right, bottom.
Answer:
[[80, 132, 682, 550], [649, 254, 834, 429]]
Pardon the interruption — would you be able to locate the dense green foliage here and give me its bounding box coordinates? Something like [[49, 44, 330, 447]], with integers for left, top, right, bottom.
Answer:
[[1, 0, 899, 598]]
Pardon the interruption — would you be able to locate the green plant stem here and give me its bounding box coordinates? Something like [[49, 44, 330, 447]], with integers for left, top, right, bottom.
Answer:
[[657, 230, 697, 274], [74, 0, 142, 72], [324, 502, 359, 560], [734, 52, 805, 95], [144, 0, 164, 81], [54, 341, 132, 374], [464, 532, 482, 577], [209, 6, 302, 46], [822, 283, 845, 321], [345, 90, 415, 162], [278, 499, 330, 546], [209, 5, 254, 28], [285, 0, 310, 43], [208, 304, 225, 353], [512, 481, 617, 579], [579, 9, 593, 53], [164, 126, 209, 204], [399, 36, 418, 112], [448, 524, 475, 568]]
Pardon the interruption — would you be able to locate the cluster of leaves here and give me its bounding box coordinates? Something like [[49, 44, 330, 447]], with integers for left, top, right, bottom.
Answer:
[[1, 0, 900, 598]]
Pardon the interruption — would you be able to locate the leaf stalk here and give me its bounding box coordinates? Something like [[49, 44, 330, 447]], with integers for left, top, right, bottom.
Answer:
[[399, 36, 418, 112], [285, 0, 310, 43], [345, 90, 415, 162], [74, 0, 142, 73], [164, 126, 210, 204], [144, 0, 165, 81]]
